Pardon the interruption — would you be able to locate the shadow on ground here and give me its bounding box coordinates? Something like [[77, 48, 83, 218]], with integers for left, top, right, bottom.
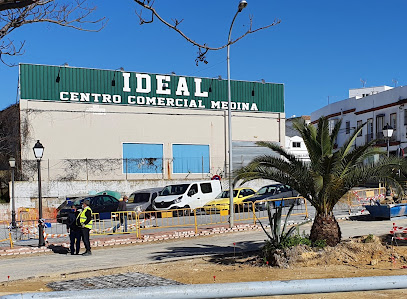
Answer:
[[150, 240, 264, 261], [349, 214, 381, 221], [48, 244, 70, 254]]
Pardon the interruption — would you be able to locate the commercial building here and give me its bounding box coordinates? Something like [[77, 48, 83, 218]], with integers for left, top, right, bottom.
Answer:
[[311, 85, 407, 155], [8, 64, 284, 203]]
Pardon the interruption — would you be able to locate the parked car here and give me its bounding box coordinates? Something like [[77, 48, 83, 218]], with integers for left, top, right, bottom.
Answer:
[[56, 194, 119, 223], [203, 188, 256, 213], [126, 187, 163, 215], [56, 194, 89, 213], [153, 180, 222, 212], [243, 184, 300, 210]]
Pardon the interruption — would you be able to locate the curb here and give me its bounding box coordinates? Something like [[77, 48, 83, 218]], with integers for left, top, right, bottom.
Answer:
[[0, 223, 265, 257], [0, 213, 364, 257]]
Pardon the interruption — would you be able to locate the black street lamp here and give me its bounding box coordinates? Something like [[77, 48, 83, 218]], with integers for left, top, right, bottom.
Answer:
[[33, 140, 45, 247], [9, 157, 16, 228], [383, 123, 394, 157]]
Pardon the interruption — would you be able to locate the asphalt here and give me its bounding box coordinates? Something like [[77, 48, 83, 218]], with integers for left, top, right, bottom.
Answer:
[[1, 216, 407, 283]]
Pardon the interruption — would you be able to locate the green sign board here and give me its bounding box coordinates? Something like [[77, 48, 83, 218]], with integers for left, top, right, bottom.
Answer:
[[20, 64, 284, 113]]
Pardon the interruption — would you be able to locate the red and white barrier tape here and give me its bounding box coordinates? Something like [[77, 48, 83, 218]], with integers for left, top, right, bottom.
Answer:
[[353, 191, 385, 202], [391, 223, 407, 240]]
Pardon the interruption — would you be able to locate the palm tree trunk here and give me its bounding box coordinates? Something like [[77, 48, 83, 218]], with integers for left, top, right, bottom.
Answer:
[[310, 212, 341, 246]]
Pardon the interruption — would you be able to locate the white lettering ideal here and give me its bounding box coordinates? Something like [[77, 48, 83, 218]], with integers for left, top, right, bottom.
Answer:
[[176, 77, 190, 96]]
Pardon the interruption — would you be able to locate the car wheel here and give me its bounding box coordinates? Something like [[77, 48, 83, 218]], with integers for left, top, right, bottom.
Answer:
[[182, 206, 191, 216]]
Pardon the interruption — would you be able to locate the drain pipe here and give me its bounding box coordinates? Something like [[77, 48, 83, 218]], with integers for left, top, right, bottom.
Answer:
[[3, 275, 407, 299]]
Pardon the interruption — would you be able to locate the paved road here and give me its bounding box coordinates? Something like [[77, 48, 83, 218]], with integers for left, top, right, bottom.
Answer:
[[1, 217, 407, 283]]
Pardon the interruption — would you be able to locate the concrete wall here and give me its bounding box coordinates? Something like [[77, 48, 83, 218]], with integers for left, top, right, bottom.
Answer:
[[7, 179, 276, 211], [20, 100, 284, 181]]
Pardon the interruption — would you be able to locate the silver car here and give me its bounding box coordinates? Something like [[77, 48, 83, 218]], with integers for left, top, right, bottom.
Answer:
[[126, 187, 163, 215]]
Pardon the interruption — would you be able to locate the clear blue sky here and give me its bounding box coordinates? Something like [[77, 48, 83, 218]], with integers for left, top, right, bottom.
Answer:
[[1, 0, 406, 118]]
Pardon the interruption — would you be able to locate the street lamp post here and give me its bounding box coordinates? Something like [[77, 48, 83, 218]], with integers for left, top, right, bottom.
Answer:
[[9, 157, 16, 228], [383, 123, 394, 157], [33, 140, 45, 247], [228, 0, 247, 228]]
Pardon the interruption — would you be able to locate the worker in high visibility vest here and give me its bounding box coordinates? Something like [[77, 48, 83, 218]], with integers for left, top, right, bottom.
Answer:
[[77, 199, 93, 256]]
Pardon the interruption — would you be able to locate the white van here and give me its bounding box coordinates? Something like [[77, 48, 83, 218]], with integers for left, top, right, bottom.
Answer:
[[153, 180, 222, 211]]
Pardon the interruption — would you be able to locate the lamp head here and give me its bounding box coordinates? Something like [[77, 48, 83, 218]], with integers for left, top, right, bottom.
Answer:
[[383, 123, 394, 138], [33, 140, 44, 160], [238, 0, 248, 12], [9, 157, 15, 168]]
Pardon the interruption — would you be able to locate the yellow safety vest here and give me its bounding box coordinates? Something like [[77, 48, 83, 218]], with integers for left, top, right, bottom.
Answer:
[[78, 206, 93, 229]]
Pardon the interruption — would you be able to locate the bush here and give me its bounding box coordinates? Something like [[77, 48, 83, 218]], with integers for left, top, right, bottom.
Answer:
[[363, 234, 375, 243], [313, 239, 327, 248], [281, 235, 312, 248]]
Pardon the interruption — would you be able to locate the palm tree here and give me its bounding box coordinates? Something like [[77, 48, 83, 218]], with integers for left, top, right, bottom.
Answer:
[[235, 116, 406, 246]]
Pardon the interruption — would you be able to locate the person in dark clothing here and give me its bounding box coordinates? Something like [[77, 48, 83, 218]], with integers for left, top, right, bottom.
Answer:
[[77, 199, 93, 256], [113, 195, 128, 233], [67, 205, 81, 255]]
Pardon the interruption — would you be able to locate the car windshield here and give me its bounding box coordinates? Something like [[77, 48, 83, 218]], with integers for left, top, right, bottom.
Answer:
[[217, 190, 238, 199], [129, 192, 150, 203], [256, 186, 277, 195], [160, 184, 190, 196], [73, 198, 85, 206]]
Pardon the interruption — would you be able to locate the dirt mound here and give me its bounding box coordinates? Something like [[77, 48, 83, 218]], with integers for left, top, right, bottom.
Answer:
[[264, 235, 403, 268]]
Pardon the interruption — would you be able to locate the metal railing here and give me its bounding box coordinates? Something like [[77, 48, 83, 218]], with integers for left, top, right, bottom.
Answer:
[[346, 187, 386, 213], [89, 197, 309, 238]]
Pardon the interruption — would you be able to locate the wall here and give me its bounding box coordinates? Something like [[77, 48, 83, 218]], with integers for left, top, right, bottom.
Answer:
[[20, 100, 284, 181]]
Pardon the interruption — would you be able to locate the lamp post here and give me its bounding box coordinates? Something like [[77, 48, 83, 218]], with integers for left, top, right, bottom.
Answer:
[[9, 157, 16, 228], [33, 140, 45, 247], [383, 123, 394, 157], [228, 0, 247, 228]]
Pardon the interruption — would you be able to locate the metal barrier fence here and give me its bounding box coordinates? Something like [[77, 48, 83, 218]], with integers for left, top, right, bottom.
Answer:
[[0, 188, 385, 247], [347, 187, 386, 213], [0, 220, 13, 248], [87, 197, 309, 238]]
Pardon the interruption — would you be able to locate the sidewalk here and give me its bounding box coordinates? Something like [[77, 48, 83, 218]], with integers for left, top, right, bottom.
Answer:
[[1, 216, 407, 283]]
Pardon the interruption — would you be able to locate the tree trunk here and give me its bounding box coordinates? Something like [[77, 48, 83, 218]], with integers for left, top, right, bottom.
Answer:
[[310, 213, 341, 246]]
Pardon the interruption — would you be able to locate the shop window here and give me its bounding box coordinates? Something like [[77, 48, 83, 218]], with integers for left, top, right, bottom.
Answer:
[[173, 144, 210, 173], [123, 143, 163, 174]]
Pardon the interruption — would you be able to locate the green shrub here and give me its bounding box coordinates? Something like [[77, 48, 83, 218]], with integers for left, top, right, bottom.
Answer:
[[281, 235, 312, 248], [313, 239, 327, 248], [364, 234, 375, 243]]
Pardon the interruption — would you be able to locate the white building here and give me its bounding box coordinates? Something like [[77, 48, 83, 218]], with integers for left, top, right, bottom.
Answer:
[[285, 116, 310, 162], [311, 85, 407, 156]]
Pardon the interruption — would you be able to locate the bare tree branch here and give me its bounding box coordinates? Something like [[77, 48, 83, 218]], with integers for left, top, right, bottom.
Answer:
[[133, 0, 281, 64], [0, 0, 106, 65]]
